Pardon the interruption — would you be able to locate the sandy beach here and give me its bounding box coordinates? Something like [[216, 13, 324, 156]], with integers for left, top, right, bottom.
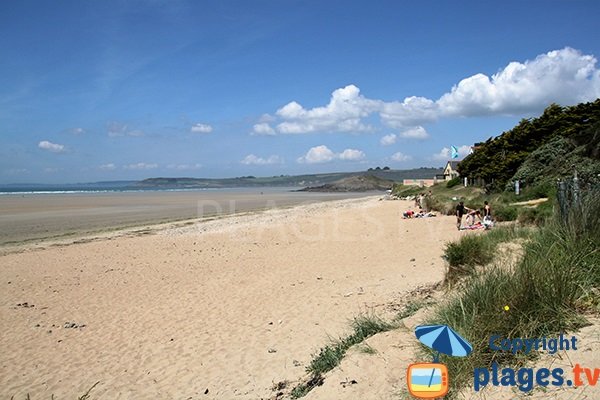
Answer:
[[0, 196, 461, 399]]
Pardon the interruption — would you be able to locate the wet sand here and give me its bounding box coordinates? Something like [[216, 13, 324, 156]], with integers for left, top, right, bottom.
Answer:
[[0, 188, 371, 245]]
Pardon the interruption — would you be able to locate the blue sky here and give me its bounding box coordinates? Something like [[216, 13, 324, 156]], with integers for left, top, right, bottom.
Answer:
[[1, 0, 599, 183]]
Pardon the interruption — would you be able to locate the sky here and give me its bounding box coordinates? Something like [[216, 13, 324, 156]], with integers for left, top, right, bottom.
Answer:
[[1, 0, 600, 184]]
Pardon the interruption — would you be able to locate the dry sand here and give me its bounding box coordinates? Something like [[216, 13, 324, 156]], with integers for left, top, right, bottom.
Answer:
[[0, 197, 461, 399]]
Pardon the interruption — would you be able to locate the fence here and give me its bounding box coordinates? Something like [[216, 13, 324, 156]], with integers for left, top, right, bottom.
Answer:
[[556, 171, 600, 225]]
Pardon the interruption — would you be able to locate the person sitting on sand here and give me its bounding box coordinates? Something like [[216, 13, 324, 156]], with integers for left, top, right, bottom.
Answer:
[[403, 209, 415, 219]]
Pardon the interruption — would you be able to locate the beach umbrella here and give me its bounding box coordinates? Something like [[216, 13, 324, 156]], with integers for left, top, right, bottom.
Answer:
[[415, 324, 473, 388], [415, 324, 472, 360]]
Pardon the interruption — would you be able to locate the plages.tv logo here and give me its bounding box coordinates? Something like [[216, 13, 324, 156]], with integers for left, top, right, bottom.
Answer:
[[407, 324, 472, 399]]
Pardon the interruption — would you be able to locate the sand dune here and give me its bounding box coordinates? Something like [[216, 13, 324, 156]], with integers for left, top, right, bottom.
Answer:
[[0, 197, 461, 399]]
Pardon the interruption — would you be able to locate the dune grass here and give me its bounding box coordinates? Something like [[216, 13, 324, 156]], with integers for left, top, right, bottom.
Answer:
[[290, 315, 395, 398], [427, 191, 600, 397], [443, 226, 531, 283]]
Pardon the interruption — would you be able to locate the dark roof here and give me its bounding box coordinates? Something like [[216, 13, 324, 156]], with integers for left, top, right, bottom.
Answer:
[[446, 161, 460, 169]]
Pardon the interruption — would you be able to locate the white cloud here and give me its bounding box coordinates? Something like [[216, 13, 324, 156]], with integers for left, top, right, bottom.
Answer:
[[380, 133, 397, 146], [191, 123, 213, 133], [437, 47, 600, 116], [252, 123, 276, 135], [380, 96, 439, 128], [108, 122, 143, 137], [38, 140, 65, 153], [99, 163, 117, 170], [399, 126, 429, 139], [274, 85, 380, 134], [240, 154, 283, 165], [431, 145, 472, 162], [167, 163, 202, 170], [338, 148, 365, 161], [123, 162, 158, 170], [391, 152, 412, 162], [256, 48, 600, 132], [71, 127, 85, 135], [297, 145, 336, 164], [297, 145, 366, 164]]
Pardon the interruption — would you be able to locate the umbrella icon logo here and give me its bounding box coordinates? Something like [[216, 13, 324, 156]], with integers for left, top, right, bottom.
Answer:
[[407, 324, 472, 399]]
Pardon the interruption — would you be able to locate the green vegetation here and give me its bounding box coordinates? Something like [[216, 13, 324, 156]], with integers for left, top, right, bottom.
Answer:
[[291, 315, 395, 398], [446, 177, 460, 188], [134, 167, 443, 189], [395, 298, 430, 320], [458, 100, 600, 192], [430, 191, 600, 397], [443, 226, 530, 283]]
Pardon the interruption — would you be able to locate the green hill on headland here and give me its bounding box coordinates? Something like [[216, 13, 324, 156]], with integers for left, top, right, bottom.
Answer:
[[134, 168, 442, 190]]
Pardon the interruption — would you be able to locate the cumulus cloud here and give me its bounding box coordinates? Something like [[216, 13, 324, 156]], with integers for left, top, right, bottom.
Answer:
[[256, 48, 600, 133], [380, 96, 439, 128], [167, 163, 202, 170], [431, 145, 472, 161], [399, 126, 429, 139], [338, 148, 365, 161], [108, 122, 143, 137], [297, 145, 336, 163], [391, 152, 412, 162], [123, 162, 158, 170], [190, 123, 213, 133], [437, 47, 600, 116], [99, 163, 117, 170], [38, 140, 65, 153], [380, 133, 397, 146], [274, 85, 380, 134], [240, 154, 283, 165], [252, 123, 276, 135], [297, 145, 365, 164]]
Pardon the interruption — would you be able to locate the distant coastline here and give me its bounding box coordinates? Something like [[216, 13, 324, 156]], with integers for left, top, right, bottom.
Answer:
[[0, 167, 442, 194]]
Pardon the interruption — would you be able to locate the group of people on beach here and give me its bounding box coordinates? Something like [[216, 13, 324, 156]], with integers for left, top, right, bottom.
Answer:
[[402, 191, 437, 219], [456, 200, 493, 230], [400, 193, 493, 230]]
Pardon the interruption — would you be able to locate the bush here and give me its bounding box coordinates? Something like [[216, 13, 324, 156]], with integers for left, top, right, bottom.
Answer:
[[392, 184, 422, 197], [517, 200, 554, 226], [444, 236, 493, 273], [443, 226, 529, 283], [446, 177, 460, 188], [493, 205, 518, 221]]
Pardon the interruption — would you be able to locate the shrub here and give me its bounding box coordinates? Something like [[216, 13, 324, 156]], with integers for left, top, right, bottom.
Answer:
[[446, 177, 460, 188], [493, 205, 518, 221], [517, 200, 554, 226], [443, 226, 529, 283]]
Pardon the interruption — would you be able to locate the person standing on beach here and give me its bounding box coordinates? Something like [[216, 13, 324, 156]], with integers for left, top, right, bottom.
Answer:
[[456, 201, 467, 230]]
